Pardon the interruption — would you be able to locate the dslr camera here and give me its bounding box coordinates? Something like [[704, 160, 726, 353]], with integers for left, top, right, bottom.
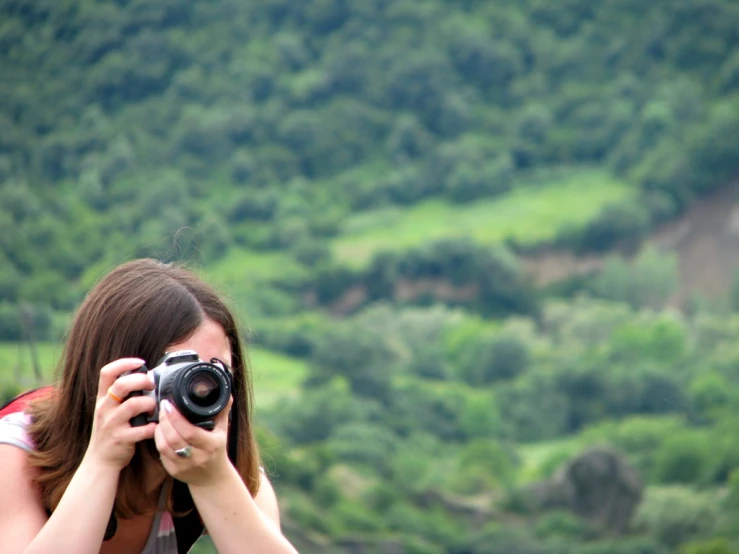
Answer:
[[128, 350, 232, 430]]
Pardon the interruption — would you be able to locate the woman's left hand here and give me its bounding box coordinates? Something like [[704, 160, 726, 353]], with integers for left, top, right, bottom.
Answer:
[[154, 397, 233, 486]]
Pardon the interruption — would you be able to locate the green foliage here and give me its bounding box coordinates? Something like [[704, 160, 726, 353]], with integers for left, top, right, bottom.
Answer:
[[458, 392, 503, 440], [189, 536, 217, 554], [608, 310, 689, 364], [680, 538, 738, 554], [331, 498, 385, 534], [652, 432, 716, 485], [443, 315, 500, 369], [533, 510, 592, 543], [324, 422, 399, 473], [460, 330, 532, 386], [688, 371, 735, 422], [383, 501, 465, 546], [588, 247, 679, 310], [462, 523, 556, 554], [448, 439, 519, 494], [267, 382, 378, 445], [571, 537, 668, 554], [3, 1, 739, 552], [1, 1, 734, 303], [0, 303, 24, 341], [312, 237, 539, 317], [520, 439, 583, 483], [333, 169, 634, 268], [580, 416, 687, 481], [308, 317, 396, 401], [388, 381, 470, 442], [634, 486, 719, 549], [248, 348, 309, 408], [572, 199, 652, 253], [496, 373, 570, 441]]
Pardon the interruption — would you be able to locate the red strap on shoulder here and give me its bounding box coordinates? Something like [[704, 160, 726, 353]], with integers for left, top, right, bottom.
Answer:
[[0, 386, 54, 419]]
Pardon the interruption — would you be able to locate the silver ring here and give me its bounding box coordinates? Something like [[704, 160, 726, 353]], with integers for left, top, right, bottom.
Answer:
[[174, 445, 192, 458]]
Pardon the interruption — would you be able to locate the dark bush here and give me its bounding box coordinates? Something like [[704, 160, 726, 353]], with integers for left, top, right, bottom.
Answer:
[[576, 200, 651, 253]]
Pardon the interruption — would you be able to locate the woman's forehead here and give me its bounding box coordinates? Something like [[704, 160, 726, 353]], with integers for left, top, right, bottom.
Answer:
[[168, 319, 232, 367]]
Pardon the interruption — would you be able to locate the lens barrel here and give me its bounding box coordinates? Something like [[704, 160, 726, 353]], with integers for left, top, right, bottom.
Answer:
[[159, 362, 231, 424]]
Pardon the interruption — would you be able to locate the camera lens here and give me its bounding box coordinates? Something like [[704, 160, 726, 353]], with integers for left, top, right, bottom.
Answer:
[[187, 373, 220, 407], [159, 360, 231, 426]]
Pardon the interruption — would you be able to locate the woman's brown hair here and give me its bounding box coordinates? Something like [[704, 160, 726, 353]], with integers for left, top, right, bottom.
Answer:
[[26, 258, 261, 518]]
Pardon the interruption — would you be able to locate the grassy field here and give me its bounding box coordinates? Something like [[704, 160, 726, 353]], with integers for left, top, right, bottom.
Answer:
[[516, 436, 585, 484], [0, 342, 61, 392], [206, 249, 307, 286], [248, 347, 308, 409], [332, 169, 635, 268], [0, 342, 306, 411]]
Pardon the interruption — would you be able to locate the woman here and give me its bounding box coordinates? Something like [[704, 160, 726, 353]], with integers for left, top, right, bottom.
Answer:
[[0, 258, 299, 554]]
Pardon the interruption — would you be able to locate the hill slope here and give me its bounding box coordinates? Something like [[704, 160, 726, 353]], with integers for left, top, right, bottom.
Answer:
[[3, 2, 739, 553], [2, 0, 739, 323]]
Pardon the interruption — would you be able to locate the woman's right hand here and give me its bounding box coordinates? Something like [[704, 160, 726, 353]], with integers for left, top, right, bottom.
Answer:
[[84, 358, 158, 470]]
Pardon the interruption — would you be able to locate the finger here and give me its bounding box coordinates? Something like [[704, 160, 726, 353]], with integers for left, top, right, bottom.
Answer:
[[154, 423, 175, 456], [120, 421, 157, 443], [97, 358, 147, 397], [157, 403, 190, 451], [109, 396, 157, 424], [106, 373, 155, 404], [154, 415, 193, 462], [212, 396, 233, 433], [159, 400, 195, 438]]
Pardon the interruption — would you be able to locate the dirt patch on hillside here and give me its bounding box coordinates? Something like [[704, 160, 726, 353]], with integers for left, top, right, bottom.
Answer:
[[313, 182, 739, 315], [523, 181, 739, 307], [650, 183, 739, 305], [522, 252, 606, 286], [321, 279, 481, 316]]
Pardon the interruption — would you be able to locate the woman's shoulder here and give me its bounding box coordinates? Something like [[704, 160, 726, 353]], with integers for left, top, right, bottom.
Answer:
[[0, 411, 35, 453], [0, 416, 43, 518]]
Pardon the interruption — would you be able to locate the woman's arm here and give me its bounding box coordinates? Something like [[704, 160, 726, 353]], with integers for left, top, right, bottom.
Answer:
[[155, 400, 298, 554], [253, 471, 282, 527], [0, 445, 120, 554], [188, 465, 298, 554], [0, 358, 158, 554]]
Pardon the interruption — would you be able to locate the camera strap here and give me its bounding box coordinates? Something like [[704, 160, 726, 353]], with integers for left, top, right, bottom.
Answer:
[[172, 481, 205, 554]]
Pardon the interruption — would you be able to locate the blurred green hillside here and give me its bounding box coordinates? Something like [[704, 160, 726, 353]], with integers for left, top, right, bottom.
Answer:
[[3, 0, 739, 552], [4, 0, 739, 320]]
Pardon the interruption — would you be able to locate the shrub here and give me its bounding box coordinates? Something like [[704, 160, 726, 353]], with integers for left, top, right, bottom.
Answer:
[[634, 486, 718, 549], [680, 538, 736, 554], [325, 422, 398, 472], [0, 302, 53, 341], [607, 311, 688, 365], [652, 432, 714, 485], [576, 200, 651, 253], [267, 384, 378, 445], [458, 392, 502, 440], [589, 247, 678, 310], [533, 509, 591, 543], [572, 537, 668, 554], [309, 318, 396, 402], [461, 523, 555, 554], [460, 330, 531, 385], [497, 374, 570, 441], [688, 371, 734, 422], [579, 415, 686, 479], [447, 439, 519, 493], [388, 381, 468, 441]]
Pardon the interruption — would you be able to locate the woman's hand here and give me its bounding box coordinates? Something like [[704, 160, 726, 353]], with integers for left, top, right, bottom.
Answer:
[[154, 397, 232, 486], [84, 358, 158, 470]]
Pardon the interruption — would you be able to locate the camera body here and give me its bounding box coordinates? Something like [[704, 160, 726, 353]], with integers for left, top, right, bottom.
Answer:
[[128, 350, 232, 430]]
